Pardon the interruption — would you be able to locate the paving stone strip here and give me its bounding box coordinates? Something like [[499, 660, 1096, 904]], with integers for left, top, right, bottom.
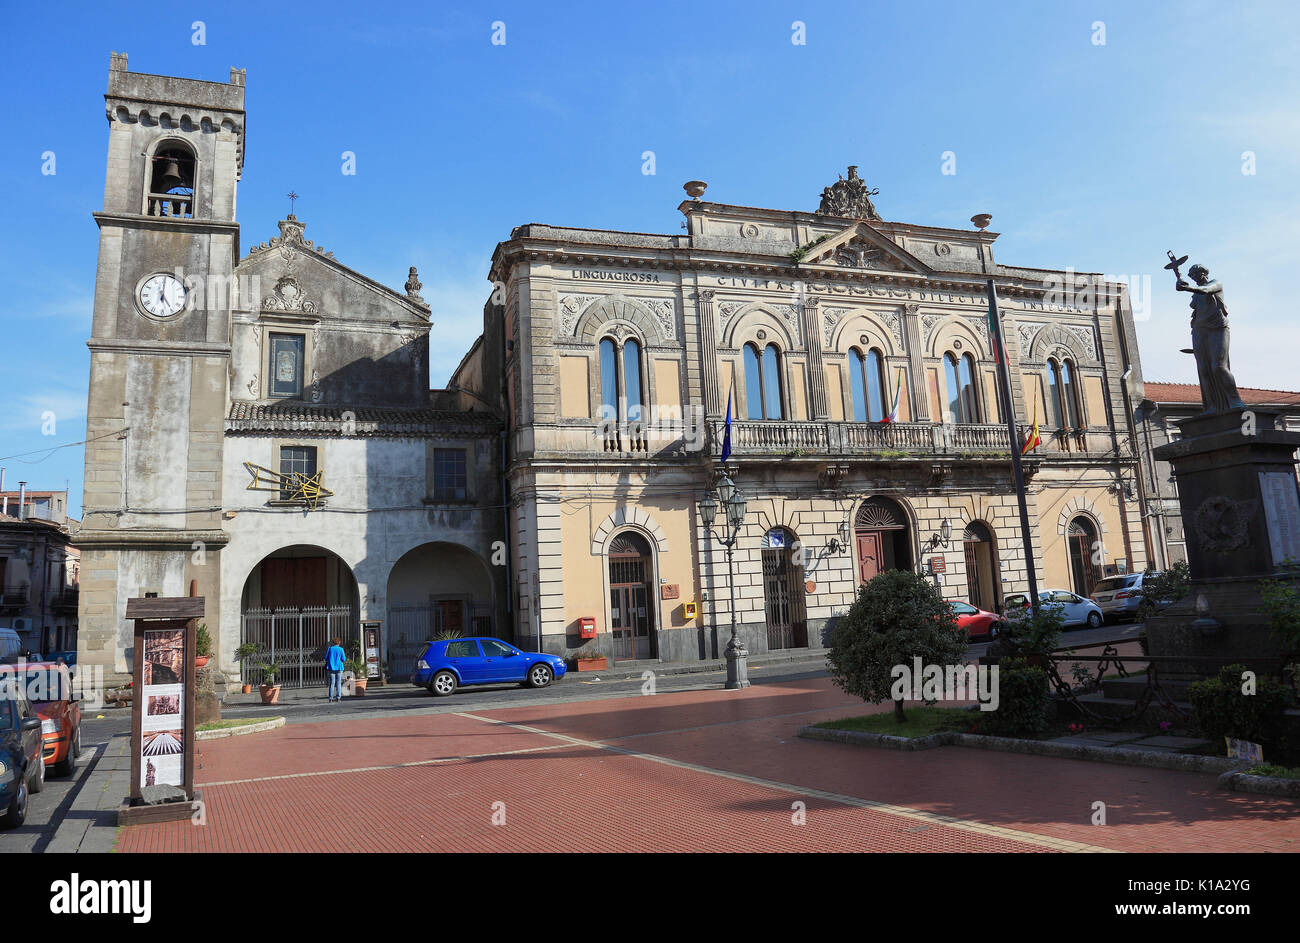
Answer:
[[798, 725, 1252, 775], [456, 712, 1118, 853]]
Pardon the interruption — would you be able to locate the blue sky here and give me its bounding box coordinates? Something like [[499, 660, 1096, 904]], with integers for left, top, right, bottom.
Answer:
[[3, 0, 1299, 517]]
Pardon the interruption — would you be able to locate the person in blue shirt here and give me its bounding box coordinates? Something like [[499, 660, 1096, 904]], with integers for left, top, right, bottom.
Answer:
[[325, 637, 346, 702]]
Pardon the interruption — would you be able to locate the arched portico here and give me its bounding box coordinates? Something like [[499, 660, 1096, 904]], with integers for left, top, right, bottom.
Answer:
[[239, 544, 360, 689], [385, 541, 497, 679]]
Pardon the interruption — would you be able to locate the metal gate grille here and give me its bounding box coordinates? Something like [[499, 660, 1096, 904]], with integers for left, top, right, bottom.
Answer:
[[762, 548, 807, 650], [386, 603, 497, 682], [240, 605, 357, 689]]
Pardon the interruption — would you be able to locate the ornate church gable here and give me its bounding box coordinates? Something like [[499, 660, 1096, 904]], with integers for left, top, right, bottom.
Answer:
[[238, 215, 430, 321]]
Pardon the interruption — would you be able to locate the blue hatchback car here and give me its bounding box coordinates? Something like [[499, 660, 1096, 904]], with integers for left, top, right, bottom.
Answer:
[[413, 637, 567, 697]]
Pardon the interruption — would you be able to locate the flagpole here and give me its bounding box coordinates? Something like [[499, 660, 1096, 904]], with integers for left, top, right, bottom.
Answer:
[[986, 276, 1040, 616]]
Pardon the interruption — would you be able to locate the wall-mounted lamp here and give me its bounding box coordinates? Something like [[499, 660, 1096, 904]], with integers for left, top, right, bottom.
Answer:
[[927, 518, 952, 551], [826, 519, 851, 555]]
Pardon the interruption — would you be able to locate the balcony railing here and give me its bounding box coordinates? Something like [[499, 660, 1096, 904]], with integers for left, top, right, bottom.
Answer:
[[0, 584, 31, 610], [708, 419, 1028, 459], [147, 192, 193, 218], [51, 589, 79, 612]]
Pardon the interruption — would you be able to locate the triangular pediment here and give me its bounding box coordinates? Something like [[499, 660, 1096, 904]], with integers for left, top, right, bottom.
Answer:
[[796, 222, 932, 275], [236, 215, 430, 321]]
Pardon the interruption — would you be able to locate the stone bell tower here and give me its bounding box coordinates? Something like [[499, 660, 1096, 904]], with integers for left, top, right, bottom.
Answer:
[[77, 53, 245, 684]]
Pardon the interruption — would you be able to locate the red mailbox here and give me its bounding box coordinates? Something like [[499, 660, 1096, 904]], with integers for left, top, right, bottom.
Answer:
[[578, 617, 597, 639]]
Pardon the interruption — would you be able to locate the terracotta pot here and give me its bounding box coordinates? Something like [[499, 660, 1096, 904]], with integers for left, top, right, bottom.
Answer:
[[241, 683, 253, 694], [260, 684, 281, 704], [353, 679, 368, 696], [195, 655, 211, 668], [575, 658, 607, 672]]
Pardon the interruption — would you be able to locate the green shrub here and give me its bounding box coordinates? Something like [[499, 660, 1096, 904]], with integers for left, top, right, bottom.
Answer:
[[1005, 602, 1066, 655], [826, 569, 968, 723], [195, 622, 212, 658], [977, 658, 1050, 738], [1136, 560, 1190, 622], [1189, 664, 1291, 758]]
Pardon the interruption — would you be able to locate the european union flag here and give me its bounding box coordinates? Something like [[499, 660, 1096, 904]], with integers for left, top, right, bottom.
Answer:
[[720, 390, 732, 464]]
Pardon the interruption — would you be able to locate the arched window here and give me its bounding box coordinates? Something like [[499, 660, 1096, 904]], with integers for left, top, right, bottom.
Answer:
[[147, 143, 196, 219], [624, 339, 643, 422], [599, 335, 646, 423], [743, 342, 784, 420], [600, 338, 618, 422], [849, 348, 888, 422], [945, 352, 979, 424], [1047, 357, 1081, 431], [959, 353, 980, 423], [1059, 358, 1081, 430]]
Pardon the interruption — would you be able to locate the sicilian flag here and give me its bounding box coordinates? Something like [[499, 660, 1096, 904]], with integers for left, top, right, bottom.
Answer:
[[1021, 401, 1041, 454], [720, 389, 733, 464], [881, 367, 904, 423]]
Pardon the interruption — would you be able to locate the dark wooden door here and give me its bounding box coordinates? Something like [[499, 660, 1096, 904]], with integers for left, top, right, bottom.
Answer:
[[857, 532, 883, 585], [261, 556, 327, 609]]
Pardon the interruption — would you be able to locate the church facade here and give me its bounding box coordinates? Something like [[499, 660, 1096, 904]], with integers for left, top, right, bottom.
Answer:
[[452, 170, 1150, 662], [76, 56, 504, 687]]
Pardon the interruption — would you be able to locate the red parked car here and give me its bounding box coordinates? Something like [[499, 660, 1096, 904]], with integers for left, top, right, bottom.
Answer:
[[949, 601, 1004, 640], [18, 662, 81, 776]]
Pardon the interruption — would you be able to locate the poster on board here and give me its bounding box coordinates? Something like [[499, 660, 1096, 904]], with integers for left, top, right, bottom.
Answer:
[[140, 629, 186, 788]]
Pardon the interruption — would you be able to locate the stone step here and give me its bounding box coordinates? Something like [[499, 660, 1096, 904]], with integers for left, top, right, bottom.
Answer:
[[1071, 691, 1192, 724], [1099, 674, 1199, 702]]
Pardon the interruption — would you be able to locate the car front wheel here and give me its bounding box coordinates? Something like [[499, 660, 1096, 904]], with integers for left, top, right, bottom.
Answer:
[[1087, 612, 1102, 628], [429, 671, 458, 697], [55, 727, 79, 777], [29, 754, 45, 794], [527, 664, 553, 689], [1, 780, 27, 830]]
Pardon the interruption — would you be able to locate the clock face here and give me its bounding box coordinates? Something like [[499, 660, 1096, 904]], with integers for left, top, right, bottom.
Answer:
[[138, 274, 188, 318]]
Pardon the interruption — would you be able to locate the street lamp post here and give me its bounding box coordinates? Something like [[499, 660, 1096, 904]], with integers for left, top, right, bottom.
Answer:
[[699, 473, 750, 689]]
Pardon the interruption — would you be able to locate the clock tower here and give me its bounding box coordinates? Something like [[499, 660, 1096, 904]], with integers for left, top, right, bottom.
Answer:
[[78, 53, 245, 683]]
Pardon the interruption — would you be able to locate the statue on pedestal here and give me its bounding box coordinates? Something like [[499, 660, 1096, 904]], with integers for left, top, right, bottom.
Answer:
[[1166, 252, 1244, 413]]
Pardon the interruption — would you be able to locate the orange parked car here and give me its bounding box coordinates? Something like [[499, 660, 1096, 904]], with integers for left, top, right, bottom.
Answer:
[[19, 662, 81, 776]]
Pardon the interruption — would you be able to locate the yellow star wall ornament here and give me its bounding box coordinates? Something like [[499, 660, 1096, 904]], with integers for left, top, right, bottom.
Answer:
[[243, 461, 334, 510]]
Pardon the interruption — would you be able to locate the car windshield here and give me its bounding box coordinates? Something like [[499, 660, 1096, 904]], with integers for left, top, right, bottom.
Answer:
[[1094, 576, 1137, 592]]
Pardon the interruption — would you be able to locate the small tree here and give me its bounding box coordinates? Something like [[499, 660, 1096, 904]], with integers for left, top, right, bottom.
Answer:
[[1260, 564, 1300, 687], [827, 569, 968, 723]]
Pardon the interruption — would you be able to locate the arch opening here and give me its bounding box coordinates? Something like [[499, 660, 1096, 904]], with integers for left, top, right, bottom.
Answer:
[[239, 545, 359, 689]]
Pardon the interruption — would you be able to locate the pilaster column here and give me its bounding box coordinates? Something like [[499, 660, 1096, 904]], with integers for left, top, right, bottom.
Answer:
[[902, 303, 929, 421], [697, 290, 722, 418], [803, 297, 830, 420]]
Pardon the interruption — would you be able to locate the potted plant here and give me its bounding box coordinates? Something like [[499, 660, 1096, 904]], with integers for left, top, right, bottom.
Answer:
[[573, 647, 606, 672], [260, 662, 282, 704], [195, 623, 212, 668], [346, 643, 368, 696], [235, 641, 262, 694]]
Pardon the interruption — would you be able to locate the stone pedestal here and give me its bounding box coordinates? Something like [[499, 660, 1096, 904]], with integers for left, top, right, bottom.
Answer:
[[1149, 407, 1300, 677]]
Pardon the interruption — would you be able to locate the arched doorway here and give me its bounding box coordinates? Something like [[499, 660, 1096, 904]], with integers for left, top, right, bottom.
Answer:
[[854, 496, 913, 585], [608, 531, 656, 660], [962, 521, 1000, 612], [761, 527, 807, 650], [240, 545, 359, 689], [1067, 516, 1100, 597], [386, 542, 497, 679]]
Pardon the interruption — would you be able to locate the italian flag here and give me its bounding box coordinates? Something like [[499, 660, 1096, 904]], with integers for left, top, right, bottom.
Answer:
[[881, 367, 904, 423]]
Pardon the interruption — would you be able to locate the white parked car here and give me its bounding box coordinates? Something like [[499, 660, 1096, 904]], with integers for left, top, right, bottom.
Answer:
[[1002, 590, 1104, 629], [1090, 573, 1153, 623]]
